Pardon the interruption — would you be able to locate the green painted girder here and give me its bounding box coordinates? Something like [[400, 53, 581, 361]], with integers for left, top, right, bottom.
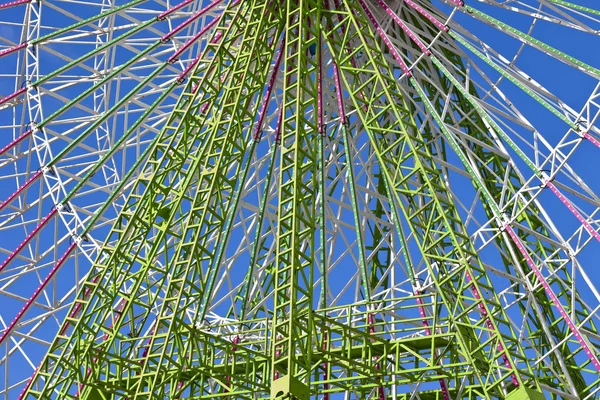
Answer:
[[270, 0, 322, 397], [23, 0, 599, 399], [23, 1, 258, 397], [69, 308, 470, 399], [387, 6, 599, 395], [409, 53, 596, 395], [394, 9, 600, 394], [71, 293, 551, 399], [322, 1, 537, 397], [130, 4, 285, 397]]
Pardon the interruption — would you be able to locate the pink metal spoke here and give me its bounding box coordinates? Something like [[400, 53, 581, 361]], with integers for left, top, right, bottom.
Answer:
[[464, 271, 519, 386], [58, 275, 101, 336], [0, 0, 30, 11], [546, 181, 600, 242], [19, 274, 101, 400], [223, 335, 239, 394], [504, 224, 600, 372], [0, 208, 58, 273], [161, 0, 224, 42], [415, 292, 451, 400], [317, 30, 324, 135], [157, 0, 196, 20], [168, 17, 221, 63], [0, 242, 77, 346], [0, 87, 27, 107], [355, 0, 411, 77], [583, 132, 600, 148], [402, 0, 449, 33], [0, 42, 27, 59], [322, 329, 330, 400], [331, 62, 346, 123], [0, 169, 42, 213], [254, 35, 285, 140], [0, 129, 32, 157], [374, 0, 430, 56]]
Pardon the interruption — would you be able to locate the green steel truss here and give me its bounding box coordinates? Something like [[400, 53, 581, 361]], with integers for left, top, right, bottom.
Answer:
[[16, 0, 600, 399]]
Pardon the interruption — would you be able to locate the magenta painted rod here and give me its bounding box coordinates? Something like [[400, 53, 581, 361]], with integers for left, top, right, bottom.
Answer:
[[75, 298, 127, 398], [168, 17, 221, 63], [0, 0, 29, 10], [331, 62, 346, 124], [374, 0, 430, 56], [583, 132, 600, 148], [272, 35, 297, 144], [546, 181, 600, 243], [0, 87, 27, 107], [415, 293, 451, 400], [19, 272, 101, 400], [0, 129, 32, 157], [504, 225, 600, 372], [254, 35, 285, 140], [322, 330, 330, 400], [0, 42, 27, 59], [157, 0, 195, 20], [176, 29, 224, 83], [330, 0, 391, 114], [446, 0, 464, 8], [177, 54, 202, 83], [366, 314, 385, 400], [274, 107, 283, 144], [355, 0, 411, 77], [161, 0, 224, 42], [0, 169, 42, 213], [222, 335, 239, 395], [274, 335, 282, 380], [0, 207, 58, 273], [317, 33, 324, 135], [58, 275, 100, 336], [402, 0, 449, 33], [0, 242, 77, 346], [464, 271, 519, 386]]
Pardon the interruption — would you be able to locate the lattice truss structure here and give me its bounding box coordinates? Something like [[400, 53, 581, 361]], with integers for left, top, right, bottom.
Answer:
[[1, 0, 600, 398]]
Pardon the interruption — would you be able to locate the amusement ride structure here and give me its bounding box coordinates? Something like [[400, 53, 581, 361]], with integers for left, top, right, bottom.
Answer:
[[1, 0, 600, 398]]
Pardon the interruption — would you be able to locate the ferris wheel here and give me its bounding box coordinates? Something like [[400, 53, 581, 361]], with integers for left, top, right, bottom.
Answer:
[[1, 0, 600, 398]]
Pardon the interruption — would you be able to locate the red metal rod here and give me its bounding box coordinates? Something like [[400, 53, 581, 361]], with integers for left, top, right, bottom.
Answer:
[[161, 0, 224, 42], [254, 34, 285, 140], [505, 224, 600, 372], [157, 0, 195, 20], [583, 132, 600, 148], [0, 87, 27, 107], [356, 0, 411, 77], [168, 17, 220, 63], [546, 181, 600, 243], [464, 271, 519, 386], [403, 0, 449, 32], [374, 0, 430, 56], [0, 208, 58, 273], [0, 0, 30, 11], [0, 169, 42, 214], [415, 293, 451, 400], [0, 242, 77, 346], [0, 42, 27, 59], [19, 273, 100, 400], [0, 129, 32, 157]]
